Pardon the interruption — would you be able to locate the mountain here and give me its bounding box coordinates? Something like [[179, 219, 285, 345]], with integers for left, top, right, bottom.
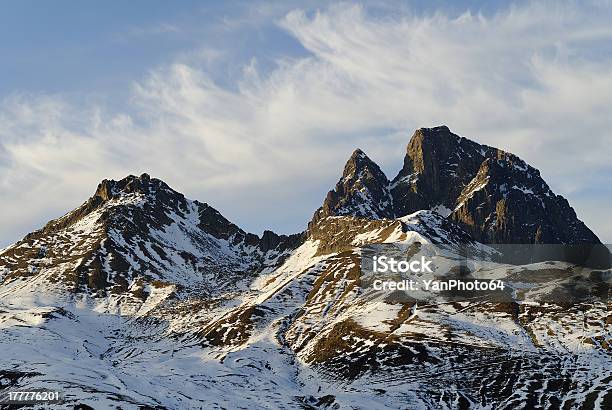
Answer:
[[315, 125, 600, 245], [0, 173, 302, 300], [0, 129, 609, 409]]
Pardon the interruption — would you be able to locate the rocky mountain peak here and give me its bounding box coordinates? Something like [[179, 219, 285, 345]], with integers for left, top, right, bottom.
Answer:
[[405, 126, 459, 174], [1, 174, 305, 295], [28, 173, 189, 239], [309, 149, 394, 228], [391, 126, 496, 216], [312, 126, 600, 244], [342, 148, 375, 176]]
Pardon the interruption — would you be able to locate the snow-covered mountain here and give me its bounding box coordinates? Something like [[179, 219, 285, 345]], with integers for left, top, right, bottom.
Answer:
[[1, 128, 609, 409]]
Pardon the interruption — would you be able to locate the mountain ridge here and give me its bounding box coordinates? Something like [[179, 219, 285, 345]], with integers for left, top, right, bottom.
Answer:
[[312, 125, 600, 244]]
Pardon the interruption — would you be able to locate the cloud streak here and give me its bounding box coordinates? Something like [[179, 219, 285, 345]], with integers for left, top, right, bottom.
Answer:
[[1, 1, 611, 246]]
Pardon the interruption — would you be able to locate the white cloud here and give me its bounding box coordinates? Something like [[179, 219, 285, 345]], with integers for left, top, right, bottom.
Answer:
[[1, 1, 611, 245], [112, 23, 181, 43]]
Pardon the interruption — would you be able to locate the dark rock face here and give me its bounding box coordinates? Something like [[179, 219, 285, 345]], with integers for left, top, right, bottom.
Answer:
[[390, 126, 496, 216], [259, 230, 305, 253], [450, 155, 600, 244], [195, 201, 253, 244], [310, 149, 394, 230], [312, 126, 601, 244]]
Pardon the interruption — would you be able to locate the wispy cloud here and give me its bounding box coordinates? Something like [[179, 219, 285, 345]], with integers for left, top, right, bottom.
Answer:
[[1, 1, 611, 245], [112, 23, 181, 43]]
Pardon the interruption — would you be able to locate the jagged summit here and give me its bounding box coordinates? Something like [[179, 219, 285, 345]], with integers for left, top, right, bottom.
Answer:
[[343, 149, 380, 177], [310, 148, 394, 226], [313, 126, 600, 244], [94, 173, 171, 201], [26, 174, 184, 242]]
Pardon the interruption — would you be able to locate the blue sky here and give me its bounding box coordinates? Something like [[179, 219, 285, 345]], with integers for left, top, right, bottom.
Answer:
[[0, 0, 537, 97], [1, 0, 611, 246]]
